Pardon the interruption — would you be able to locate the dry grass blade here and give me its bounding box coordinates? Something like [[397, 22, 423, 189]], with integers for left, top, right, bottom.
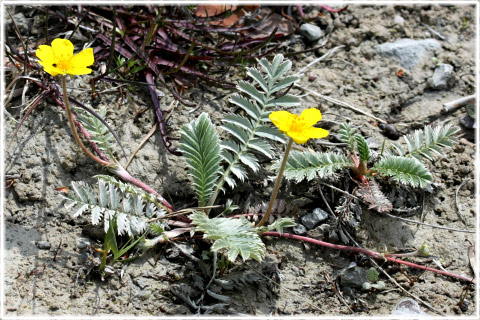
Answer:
[[296, 85, 386, 124], [468, 245, 476, 279], [7, 90, 52, 150], [6, 8, 29, 67], [125, 123, 158, 169]]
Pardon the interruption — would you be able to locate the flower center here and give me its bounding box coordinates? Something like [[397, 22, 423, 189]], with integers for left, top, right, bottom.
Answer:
[[52, 60, 70, 73], [290, 116, 307, 132]]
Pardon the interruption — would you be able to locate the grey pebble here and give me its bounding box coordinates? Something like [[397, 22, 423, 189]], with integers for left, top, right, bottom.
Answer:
[[459, 114, 475, 129], [300, 208, 329, 230], [76, 237, 90, 250], [292, 224, 307, 235], [376, 38, 440, 69], [340, 266, 367, 288], [430, 64, 455, 90], [136, 289, 149, 301], [299, 23, 324, 42], [36, 241, 51, 250]]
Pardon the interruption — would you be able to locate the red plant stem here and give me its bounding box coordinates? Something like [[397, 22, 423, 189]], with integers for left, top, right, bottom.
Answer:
[[111, 164, 174, 212], [262, 232, 475, 284], [30, 80, 109, 162], [30, 80, 176, 213], [62, 76, 110, 166], [49, 94, 110, 162]]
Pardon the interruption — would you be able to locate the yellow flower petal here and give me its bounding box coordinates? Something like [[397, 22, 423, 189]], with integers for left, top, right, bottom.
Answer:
[[71, 48, 94, 69], [51, 38, 74, 61], [286, 130, 310, 144], [65, 66, 93, 75], [40, 63, 63, 77], [298, 108, 322, 128], [303, 127, 330, 139], [36, 45, 55, 64], [269, 111, 295, 133]]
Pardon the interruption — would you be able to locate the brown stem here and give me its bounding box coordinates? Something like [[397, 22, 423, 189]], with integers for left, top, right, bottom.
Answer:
[[62, 75, 110, 166], [262, 232, 475, 284], [256, 138, 294, 228]]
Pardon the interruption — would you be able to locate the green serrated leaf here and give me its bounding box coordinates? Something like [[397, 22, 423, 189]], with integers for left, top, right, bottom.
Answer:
[[239, 152, 259, 172], [266, 94, 300, 108], [229, 94, 261, 120], [258, 57, 273, 79], [209, 54, 297, 207], [392, 125, 459, 161], [237, 81, 265, 105], [191, 212, 265, 262], [76, 107, 116, 157], [246, 68, 268, 92], [280, 151, 354, 182], [270, 76, 299, 94], [150, 223, 165, 235], [221, 122, 249, 145], [355, 134, 371, 163], [247, 138, 275, 159], [373, 156, 433, 188], [258, 218, 296, 234], [255, 125, 286, 143], [270, 54, 284, 76], [65, 178, 160, 237], [338, 123, 356, 151], [223, 114, 253, 131], [221, 140, 240, 154], [179, 113, 222, 206], [273, 60, 292, 81], [230, 163, 248, 182]]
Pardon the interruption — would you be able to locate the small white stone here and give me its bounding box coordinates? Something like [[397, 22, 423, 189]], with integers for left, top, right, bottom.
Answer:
[[394, 15, 405, 26], [299, 24, 324, 42]]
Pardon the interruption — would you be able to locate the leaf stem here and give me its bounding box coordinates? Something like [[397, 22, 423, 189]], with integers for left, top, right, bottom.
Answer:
[[256, 138, 293, 227], [62, 75, 110, 166]]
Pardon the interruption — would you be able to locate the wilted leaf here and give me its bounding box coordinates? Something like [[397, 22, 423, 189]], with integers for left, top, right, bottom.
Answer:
[[55, 186, 69, 193], [354, 180, 393, 212], [248, 11, 295, 39], [195, 5, 236, 17]]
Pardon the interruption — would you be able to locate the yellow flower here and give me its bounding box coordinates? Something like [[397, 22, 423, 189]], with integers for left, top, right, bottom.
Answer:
[[36, 38, 94, 76], [269, 108, 329, 144]]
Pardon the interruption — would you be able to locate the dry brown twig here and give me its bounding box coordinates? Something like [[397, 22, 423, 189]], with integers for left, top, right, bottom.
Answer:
[[296, 85, 387, 124], [442, 95, 475, 112], [323, 270, 354, 314]]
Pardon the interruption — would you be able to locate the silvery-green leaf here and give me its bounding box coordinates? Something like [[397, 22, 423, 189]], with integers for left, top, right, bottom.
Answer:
[[117, 212, 130, 236], [91, 206, 104, 225], [191, 212, 265, 262], [73, 204, 89, 218], [247, 68, 268, 92]]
